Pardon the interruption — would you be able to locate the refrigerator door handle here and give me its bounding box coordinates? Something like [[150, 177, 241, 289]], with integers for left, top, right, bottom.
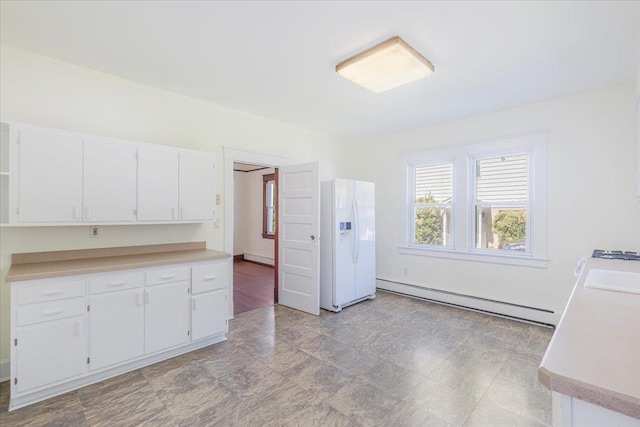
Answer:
[[353, 199, 360, 263]]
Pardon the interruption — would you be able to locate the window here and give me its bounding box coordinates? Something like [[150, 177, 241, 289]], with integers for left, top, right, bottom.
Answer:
[[410, 162, 453, 247], [262, 173, 275, 239], [400, 134, 548, 268], [473, 153, 529, 253]]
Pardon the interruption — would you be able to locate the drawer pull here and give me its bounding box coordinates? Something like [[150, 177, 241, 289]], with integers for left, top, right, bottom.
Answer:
[[42, 308, 64, 316], [136, 292, 143, 306], [108, 281, 126, 287], [160, 274, 175, 280], [204, 275, 217, 281], [42, 289, 64, 296]]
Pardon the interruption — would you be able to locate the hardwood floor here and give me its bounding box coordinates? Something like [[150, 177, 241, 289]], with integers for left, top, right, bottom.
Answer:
[[233, 259, 274, 315]]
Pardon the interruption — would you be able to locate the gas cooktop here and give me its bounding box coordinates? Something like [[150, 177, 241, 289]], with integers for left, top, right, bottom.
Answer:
[[592, 250, 640, 261]]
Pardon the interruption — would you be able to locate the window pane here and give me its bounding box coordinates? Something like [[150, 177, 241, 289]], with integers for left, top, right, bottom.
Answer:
[[267, 207, 275, 233], [476, 154, 527, 203], [414, 206, 451, 246], [475, 206, 526, 251], [415, 163, 452, 203]]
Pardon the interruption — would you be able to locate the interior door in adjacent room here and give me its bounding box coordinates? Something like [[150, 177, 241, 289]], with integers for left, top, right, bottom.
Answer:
[[278, 161, 320, 315]]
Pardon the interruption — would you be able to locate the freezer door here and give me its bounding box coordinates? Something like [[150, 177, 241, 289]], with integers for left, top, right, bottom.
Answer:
[[334, 179, 356, 306]]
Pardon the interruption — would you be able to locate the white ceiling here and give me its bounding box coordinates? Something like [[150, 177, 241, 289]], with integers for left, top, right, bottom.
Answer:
[[1, 1, 639, 139]]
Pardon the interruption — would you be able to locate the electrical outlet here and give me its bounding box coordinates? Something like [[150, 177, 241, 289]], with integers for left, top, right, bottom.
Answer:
[[90, 226, 99, 238], [403, 267, 408, 276], [216, 194, 222, 205]]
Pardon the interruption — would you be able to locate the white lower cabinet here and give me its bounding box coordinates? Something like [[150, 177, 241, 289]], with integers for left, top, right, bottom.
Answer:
[[15, 315, 86, 393], [144, 281, 190, 354], [10, 257, 230, 411], [192, 289, 227, 341], [89, 289, 144, 371]]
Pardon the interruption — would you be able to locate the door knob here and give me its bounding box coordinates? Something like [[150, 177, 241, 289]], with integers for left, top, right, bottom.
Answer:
[[310, 235, 316, 241]]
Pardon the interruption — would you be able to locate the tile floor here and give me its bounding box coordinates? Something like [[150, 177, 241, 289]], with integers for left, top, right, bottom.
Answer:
[[0, 291, 553, 426]]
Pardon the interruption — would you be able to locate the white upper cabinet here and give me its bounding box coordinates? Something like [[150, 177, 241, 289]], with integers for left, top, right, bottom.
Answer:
[[137, 146, 179, 221], [3, 122, 216, 225], [179, 152, 216, 220], [83, 139, 137, 222], [18, 129, 83, 223]]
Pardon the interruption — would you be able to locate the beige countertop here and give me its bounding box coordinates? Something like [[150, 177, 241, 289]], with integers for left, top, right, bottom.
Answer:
[[539, 257, 640, 419], [6, 242, 230, 283]]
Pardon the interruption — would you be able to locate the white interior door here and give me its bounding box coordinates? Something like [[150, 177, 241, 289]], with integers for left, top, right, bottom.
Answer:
[[278, 161, 320, 315]]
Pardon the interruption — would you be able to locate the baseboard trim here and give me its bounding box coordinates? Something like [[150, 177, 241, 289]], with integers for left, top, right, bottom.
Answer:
[[0, 358, 9, 383], [243, 253, 274, 267], [377, 279, 558, 326]]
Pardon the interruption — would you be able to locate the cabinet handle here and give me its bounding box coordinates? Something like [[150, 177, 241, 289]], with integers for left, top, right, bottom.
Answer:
[[180, 208, 185, 219], [204, 275, 217, 281], [42, 289, 63, 296], [161, 273, 175, 280], [42, 308, 63, 316], [107, 281, 126, 287], [76, 320, 84, 336], [73, 206, 80, 220], [84, 206, 92, 219], [145, 291, 151, 305], [108, 281, 126, 287], [136, 292, 143, 306], [192, 298, 197, 310]]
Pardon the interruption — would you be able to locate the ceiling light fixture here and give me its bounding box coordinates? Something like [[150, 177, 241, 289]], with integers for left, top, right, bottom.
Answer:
[[336, 36, 434, 94]]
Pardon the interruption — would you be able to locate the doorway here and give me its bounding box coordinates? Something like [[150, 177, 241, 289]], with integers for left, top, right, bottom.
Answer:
[[232, 162, 278, 315]]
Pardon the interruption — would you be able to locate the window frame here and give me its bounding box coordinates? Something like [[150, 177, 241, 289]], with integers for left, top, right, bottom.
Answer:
[[408, 159, 455, 249], [399, 133, 548, 268], [262, 173, 275, 239]]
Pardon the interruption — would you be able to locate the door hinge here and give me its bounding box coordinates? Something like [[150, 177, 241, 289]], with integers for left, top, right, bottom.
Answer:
[[14, 378, 17, 385], [14, 338, 17, 346], [187, 330, 190, 336], [87, 357, 90, 364], [87, 305, 90, 312]]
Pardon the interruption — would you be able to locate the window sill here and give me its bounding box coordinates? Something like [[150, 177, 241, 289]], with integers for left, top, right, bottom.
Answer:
[[397, 245, 548, 269], [262, 233, 275, 240]]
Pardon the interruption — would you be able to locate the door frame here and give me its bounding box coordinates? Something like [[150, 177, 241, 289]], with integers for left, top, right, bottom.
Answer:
[[223, 148, 288, 318]]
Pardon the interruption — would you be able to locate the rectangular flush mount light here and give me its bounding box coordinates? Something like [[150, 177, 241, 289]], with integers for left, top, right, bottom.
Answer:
[[336, 36, 434, 93]]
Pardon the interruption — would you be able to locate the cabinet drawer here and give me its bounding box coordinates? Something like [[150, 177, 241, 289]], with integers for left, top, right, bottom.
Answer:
[[16, 297, 85, 327], [89, 271, 144, 295], [15, 280, 86, 305], [192, 263, 228, 294], [146, 266, 189, 286]]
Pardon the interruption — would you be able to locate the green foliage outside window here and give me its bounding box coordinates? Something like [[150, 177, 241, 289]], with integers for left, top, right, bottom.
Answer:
[[493, 210, 526, 246], [415, 196, 445, 245]]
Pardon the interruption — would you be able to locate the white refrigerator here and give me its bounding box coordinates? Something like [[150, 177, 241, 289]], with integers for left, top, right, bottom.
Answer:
[[320, 179, 376, 312]]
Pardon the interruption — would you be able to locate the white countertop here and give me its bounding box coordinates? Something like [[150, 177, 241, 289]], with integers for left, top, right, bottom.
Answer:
[[539, 257, 640, 419]]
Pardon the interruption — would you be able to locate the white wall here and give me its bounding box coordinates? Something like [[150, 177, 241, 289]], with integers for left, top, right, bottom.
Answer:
[[0, 45, 343, 362], [233, 168, 275, 264], [343, 84, 640, 324]]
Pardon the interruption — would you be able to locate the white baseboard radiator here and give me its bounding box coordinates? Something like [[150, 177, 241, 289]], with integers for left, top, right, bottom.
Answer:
[[376, 279, 557, 327]]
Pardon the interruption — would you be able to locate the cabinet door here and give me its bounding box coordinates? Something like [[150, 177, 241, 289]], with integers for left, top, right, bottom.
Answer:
[[145, 281, 190, 353], [84, 139, 137, 222], [18, 129, 83, 222], [89, 289, 144, 371], [137, 146, 178, 221], [191, 289, 227, 341], [15, 316, 86, 392], [179, 152, 216, 220]]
